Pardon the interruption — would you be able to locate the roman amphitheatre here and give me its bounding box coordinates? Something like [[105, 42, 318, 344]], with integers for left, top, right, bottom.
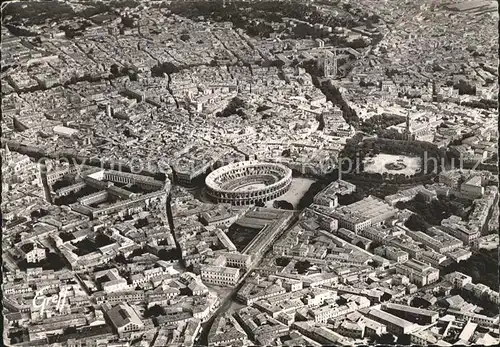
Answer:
[[205, 161, 292, 206]]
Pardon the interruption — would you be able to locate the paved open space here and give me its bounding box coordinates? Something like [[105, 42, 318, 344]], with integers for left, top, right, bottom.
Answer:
[[265, 177, 316, 209]]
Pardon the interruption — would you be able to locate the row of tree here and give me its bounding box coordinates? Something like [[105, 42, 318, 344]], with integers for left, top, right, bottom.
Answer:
[[358, 114, 407, 134], [460, 99, 498, 110], [301, 60, 361, 127]]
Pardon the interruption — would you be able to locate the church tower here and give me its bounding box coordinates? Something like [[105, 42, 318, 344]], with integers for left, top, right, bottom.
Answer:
[[4, 144, 12, 163], [405, 111, 412, 141]]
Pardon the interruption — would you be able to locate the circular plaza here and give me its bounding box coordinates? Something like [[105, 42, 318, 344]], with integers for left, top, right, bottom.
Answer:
[[363, 154, 422, 176], [205, 161, 292, 205]]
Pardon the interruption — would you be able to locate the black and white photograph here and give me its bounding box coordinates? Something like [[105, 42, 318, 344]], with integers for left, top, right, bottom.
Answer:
[[1, 0, 499, 346]]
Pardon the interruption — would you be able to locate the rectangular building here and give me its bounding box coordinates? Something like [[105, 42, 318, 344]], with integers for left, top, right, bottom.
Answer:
[[366, 309, 417, 335], [200, 265, 240, 287], [395, 259, 439, 286], [382, 303, 439, 324]]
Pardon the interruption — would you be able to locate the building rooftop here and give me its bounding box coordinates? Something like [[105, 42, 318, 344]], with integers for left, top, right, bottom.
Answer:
[[368, 308, 415, 329]]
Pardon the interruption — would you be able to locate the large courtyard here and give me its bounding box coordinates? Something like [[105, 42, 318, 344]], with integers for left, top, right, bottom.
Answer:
[[363, 154, 422, 176]]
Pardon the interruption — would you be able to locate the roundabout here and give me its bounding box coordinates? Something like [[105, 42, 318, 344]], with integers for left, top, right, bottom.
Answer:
[[205, 161, 292, 206], [384, 162, 407, 171]]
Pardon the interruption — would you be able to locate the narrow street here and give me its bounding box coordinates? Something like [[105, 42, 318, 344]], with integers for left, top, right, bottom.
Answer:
[[196, 267, 253, 346], [197, 214, 299, 345], [482, 192, 498, 235], [39, 163, 53, 204]]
